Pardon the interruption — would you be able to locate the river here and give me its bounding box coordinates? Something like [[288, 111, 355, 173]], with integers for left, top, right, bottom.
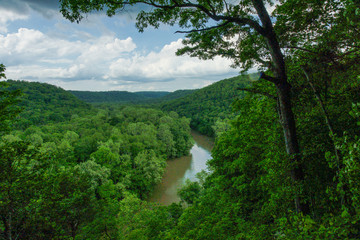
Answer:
[[149, 130, 214, 205]]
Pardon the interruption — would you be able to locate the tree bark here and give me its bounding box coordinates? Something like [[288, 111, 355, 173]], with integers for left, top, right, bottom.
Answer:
[[276, 82, 309, 213], [252, 0, 309, 214]]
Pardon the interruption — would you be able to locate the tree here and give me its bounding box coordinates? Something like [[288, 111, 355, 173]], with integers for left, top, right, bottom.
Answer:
[[0, 64, 5, 79], [0, 140, 43, 240], [0, 65, 22, 135], [130, 150, 166, 199], [60, 0, 307, 212]]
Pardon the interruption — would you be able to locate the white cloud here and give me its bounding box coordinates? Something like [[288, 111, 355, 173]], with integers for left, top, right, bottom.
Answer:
[[109, 39, 236, 81], [0, 8, 28, 33], [1, 27, 238, 91], [1, 28, 137, 80]]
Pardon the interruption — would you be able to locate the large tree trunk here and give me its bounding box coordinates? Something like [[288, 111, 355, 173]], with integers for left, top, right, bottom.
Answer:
[[276, 81, 309, 213], [252, 0, 309, 214]]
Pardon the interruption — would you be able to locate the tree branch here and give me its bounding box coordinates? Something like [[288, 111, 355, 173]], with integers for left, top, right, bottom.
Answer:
[[123, 0, 267, 36], [175, 21, 230, 33], [282, 46, 317, 54], [301, 65, 343, 204], [259, 72, 280, 84], [223, 0, 230, 13]]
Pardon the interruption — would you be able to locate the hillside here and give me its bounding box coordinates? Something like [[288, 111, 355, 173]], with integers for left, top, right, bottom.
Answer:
[[1, 78, 194, 239], [160, 74, 257, 136], [135, 91, 170, 99], [69, 90, 195, 104], [69, 90, 149, 103], [69, 90, 183, 103], [157, 89, 196, 102], [6, 80, 91, 129]]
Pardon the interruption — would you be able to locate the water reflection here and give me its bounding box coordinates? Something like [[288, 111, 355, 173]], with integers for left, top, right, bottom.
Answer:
[[149, 130, 213, 205]]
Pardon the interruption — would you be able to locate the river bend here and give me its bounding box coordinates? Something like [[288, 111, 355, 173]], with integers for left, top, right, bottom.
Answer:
[[150, 131, 213, 205]]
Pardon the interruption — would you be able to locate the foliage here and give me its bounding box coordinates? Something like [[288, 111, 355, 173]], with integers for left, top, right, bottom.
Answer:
[[0, 69, 22, 135], [1, 0, 360, 237], [70, 90, 170, 104], [178, 179, 202, 205], [161, 74, 254, 136], [0, 64, 5, 79], [157, 89, 195, 102], [1, 73, 359, 239], [0, 140, 42, 239], [6, 80, 91, 129], [0, 81, 193, 239]]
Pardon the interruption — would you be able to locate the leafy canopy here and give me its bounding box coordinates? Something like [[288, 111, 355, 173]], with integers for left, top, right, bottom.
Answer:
[[0, 65, 22, 134]]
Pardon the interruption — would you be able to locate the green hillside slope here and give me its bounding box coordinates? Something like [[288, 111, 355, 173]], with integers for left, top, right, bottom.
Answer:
[[70, 90, 147, 103], [160, 74, 256, 136], [6, 80, 91, 129], [157, 89, 196, 102], [69, 90, 196, 104], [135, 91, 170, 99]]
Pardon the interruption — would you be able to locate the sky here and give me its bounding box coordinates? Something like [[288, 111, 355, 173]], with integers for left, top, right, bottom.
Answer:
[[0, 0, 241, 92]]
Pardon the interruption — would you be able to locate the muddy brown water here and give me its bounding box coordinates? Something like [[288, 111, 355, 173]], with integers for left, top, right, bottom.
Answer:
[[149, 130, 214, 205]]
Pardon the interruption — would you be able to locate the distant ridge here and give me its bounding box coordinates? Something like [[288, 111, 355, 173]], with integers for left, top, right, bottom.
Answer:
[[68, 90, 195, 104], [69, 90, 174, 103], [68, 74, 257, 136], [134, 91, 170, 99], [160, 74, 257, 136], [158, 89, 196, 101]]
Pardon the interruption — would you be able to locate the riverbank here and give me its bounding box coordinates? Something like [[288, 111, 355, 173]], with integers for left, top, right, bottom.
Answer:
[[149, 130, 214, 205]]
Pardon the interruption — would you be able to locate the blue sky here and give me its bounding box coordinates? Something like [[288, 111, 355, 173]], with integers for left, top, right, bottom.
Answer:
[[0, 0, 240, 91]]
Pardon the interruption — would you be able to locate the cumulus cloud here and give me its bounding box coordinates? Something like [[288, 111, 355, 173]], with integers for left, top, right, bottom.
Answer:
[[1, 28, 134, 61], [0, 0, 241, 91], [109, 39, 236, 82], [1, 27, 136, 80], [1, 26, 238, 91], [0, 8, 28, 33]]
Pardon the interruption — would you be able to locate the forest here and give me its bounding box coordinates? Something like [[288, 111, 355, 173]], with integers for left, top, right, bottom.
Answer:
[[160, 74, 256, 136], [1, 76, 194, 239], [1, 0, 360, 239], [69, 90, 173, 104]]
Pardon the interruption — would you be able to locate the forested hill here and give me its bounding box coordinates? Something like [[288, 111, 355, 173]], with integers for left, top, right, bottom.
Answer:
[[157, 89, 196, 101], [160, 74, 257, 136], [6, 80, 91, 129], [69, 89, 196, 104], [1, 77, 194, 239], [134, 91, 170, 99], [68, 75, 254, 137], [69, 90, 171, 103]]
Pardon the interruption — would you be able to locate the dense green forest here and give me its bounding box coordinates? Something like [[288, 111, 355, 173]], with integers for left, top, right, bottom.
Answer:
[[1, 78, 193, 239], [160, 74, 255, 136], [69, 89, 197, 104], [1, 0, 360, 239], [69, 89, 196, 105], [155, 90, 196, 102], [7, 80, 91, 129], [69, 75, 251, 137], [69, 90, 172, 104], [2, 69, 360, 239]]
